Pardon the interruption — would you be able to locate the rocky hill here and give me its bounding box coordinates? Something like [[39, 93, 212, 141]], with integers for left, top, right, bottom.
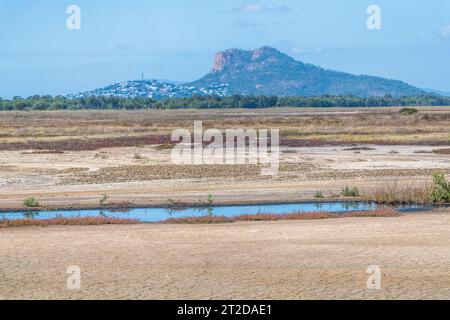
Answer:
[[189, 46, 424, 97]]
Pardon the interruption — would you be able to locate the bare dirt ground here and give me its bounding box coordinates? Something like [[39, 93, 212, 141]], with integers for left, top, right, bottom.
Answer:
[[0, 144, 449, 210], [1, 212, 450, 300], [0, 107, 449, 210]]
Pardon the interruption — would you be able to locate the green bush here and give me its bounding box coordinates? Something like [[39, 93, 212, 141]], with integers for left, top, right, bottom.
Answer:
[[207, 194, 214, 206], [430, 174, 450, 203], [315, 191, 324, 199], [342, 186, 360, 197], [399, 107, 418, 116], [22, 197, 40, 208]]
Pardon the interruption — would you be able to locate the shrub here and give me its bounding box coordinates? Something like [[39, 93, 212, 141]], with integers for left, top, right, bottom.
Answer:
[[430, 174, 450, 204], [399, 108, 418, 116], [315, 191, 324, 199], [133, 153, 144, 160], [207, 194, 214, 206], [341, 186, 360, 197], [22, 197, 40, 208], [367, 180, 432, 205]]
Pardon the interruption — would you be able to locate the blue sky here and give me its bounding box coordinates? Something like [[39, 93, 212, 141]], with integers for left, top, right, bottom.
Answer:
[[0, 0, 449, 98]]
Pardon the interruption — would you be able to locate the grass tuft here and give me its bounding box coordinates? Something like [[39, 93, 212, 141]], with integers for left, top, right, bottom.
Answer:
[[366, 180, 432, 205], [314, 191, 324, 199], [342, 186, 360, 197], [22, 197, 40, 208]]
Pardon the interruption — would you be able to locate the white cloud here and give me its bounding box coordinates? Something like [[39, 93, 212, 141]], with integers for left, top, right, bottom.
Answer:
[[438, 25, 450, 40], [235, 3, 267, 13], [244, 3, 266, 13]]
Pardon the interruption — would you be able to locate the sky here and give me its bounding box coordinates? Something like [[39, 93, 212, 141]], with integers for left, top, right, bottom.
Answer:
[[0, 0, 450, 98]]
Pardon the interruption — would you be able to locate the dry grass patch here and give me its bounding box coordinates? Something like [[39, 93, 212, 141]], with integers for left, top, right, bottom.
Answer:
[[433, 148, 450, 155], [0, 217, 139, 228], [0, 135, 171, 152], [162, 209, 399, 224], [163, 216, 235, 224], [366, 180, 433, 205]]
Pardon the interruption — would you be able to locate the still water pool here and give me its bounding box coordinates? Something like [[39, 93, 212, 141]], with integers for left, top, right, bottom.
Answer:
[[0, 202, 436, 223]]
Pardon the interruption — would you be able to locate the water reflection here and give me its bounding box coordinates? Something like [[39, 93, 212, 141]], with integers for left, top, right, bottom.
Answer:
[[22, 211, 40, 219], [314, 203, 324, 211]]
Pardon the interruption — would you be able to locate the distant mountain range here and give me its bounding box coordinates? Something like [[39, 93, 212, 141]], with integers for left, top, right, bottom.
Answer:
[[421, 88, 450, 97], [68, 46, 430, 99]]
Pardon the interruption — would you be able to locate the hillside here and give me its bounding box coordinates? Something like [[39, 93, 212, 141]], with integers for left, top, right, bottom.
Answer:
[[189, 46, 424, 97], [67, 80, 230, 99]]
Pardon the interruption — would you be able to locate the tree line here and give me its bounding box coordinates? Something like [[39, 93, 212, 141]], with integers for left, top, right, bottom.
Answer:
[[1, 94, 450, 111]]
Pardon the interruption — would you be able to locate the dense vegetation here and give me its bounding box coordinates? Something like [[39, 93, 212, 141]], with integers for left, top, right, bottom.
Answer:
[[1, 94, 450, 111]]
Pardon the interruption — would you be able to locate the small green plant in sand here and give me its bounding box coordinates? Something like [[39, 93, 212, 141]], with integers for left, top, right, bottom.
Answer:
[[22, 197, 40, 208], [341, 186, 360, 197], [315, 191, 324, 199], [133, 153, 144, 160], [430, 173, 450, 204], [207, 194, 214, 206]]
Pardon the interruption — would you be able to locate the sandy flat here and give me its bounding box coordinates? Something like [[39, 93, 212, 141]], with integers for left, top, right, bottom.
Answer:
[[0, 144, 449, 210], [1, 213, 450, 300]]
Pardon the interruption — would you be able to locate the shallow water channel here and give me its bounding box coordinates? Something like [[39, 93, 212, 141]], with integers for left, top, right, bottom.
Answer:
[[0, 202, 436, 223]]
